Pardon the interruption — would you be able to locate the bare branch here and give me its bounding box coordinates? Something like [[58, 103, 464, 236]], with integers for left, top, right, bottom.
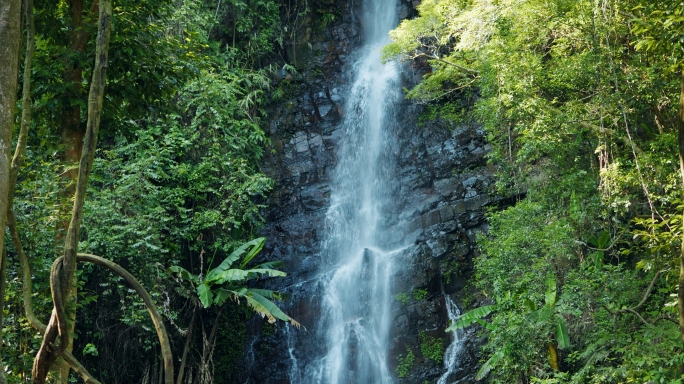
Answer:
[[413, 52, 479, 74], [631, 270, 666, 311]]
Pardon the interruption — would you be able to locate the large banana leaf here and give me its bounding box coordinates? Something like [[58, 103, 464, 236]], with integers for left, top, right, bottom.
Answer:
[[247, 288, 283, 300], [545, 275, 557, 307], [476, 349, 505, 380], [239, 237, 266, 268], [205, 237, 265, 282], [528, 305, 553, 324], [198, 283, 213, 308], [213, 288, 233, 306], [254, 260, 285, 270], [556, 316, 570, 349], [475, 318, 498, 331], [446, 304, 497, 331], [247, 291, 290, 322], [221, 287, 300, 327], [208, 268, 286, 284]]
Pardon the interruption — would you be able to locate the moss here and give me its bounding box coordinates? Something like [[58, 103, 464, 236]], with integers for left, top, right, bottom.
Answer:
[[420, 331, 445, 364], [412, 288, 428, 301], [394, 292, 411, 305], [212, 305, 247, 381], [395, 348, 415, 378]]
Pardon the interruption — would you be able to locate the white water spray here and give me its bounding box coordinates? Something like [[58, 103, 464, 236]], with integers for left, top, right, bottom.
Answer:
[[293, 0, 403, 382], [438, 296, 465, 384]]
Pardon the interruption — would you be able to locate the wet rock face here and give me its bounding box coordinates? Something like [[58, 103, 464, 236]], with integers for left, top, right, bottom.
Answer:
[[236, 0, 490, 382]]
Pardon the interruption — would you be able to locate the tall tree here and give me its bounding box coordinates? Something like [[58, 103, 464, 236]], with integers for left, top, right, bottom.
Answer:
[[53, 3, 97, 378], [0, 1, 23, 382], [628, 0, 684, 350], [32, 0, 113, 381]]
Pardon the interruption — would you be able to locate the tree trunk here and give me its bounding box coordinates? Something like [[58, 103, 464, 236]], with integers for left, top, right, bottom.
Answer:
[[32, 1, 112, 382], [53, 2, 97, 381], [7, 0, 43, 336], [0, 1, 23, 383], [192, 309, 223, 384], [177, 311, 197, 384], [678, 68, 684, 350], [58, 0, 95, 185], [0, 247, 6, 384]]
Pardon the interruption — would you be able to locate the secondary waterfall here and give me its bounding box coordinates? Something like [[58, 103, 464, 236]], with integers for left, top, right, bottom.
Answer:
[[438, 296, 465, 384], [294, 0, 403, 382]]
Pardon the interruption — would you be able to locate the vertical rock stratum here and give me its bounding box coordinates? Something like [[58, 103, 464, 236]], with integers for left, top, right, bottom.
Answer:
[[238, 0, 494, 382]]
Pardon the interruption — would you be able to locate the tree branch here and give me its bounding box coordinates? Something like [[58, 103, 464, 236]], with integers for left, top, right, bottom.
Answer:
[[413, 52, 479, 75], [6, 211, 45, 333], [56, 348, 102, 384], [176, 310, 196, 384], [77, 253, 175, 384], [603, 270, 671, 328], [630, 269, 666, 311]]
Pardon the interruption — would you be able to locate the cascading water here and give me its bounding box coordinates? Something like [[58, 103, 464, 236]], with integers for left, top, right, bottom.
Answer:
[[438, 296, 465, 384], [290, 0, 404, 382]]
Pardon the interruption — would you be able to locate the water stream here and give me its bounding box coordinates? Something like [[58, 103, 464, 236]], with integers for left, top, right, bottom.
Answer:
[[292, 0, 404, 381], [438, 296, 465, 384]]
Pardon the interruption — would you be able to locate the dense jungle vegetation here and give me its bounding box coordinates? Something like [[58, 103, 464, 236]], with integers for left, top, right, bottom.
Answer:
[[0, 0, 317, 382], [385, 0, 684, 383], [3, 0, 684, 383]]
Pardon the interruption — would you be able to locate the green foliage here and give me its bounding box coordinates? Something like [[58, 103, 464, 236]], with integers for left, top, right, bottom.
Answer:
[[213, 306, 248, 380], [394, 292, 411, 305], [419, 331, 445, 364], [169, 237, 296, 325], [316, 10, 337, 30], [447, 304, 496, 331], [82, 343, 99, 357], [4, 0, 290, 381], [395, 348, 415, 378], [387, 0, 684, 381], [412, 288, 428, 301]]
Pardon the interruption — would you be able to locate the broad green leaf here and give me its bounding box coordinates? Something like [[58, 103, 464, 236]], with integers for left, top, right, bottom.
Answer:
[[475, 318, 498, 331], [239, 237, 266, 268], [254, 260, 285, 270], [556, 317, 570, 349], [248, 288, 283, 300], [209, 269, 250, 284], [244, 268, 287, 278], [545, 275, 556, 307], [597, 231, 610, 249], [523, 297, 536, 311], [205, 237, 264, 281], [245, 291, 290, 322], [446, 305, 497, 331], [476, 350, 505, 380], [197, 284, 213, 308], [529, 306, 553, 324], [213, 288, 231, 306], [590, 251, 604, 269], [209, 268, 286, 284]]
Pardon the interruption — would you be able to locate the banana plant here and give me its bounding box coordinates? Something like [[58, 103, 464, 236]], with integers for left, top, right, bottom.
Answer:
[[447, 276, 570, 377], [169, 237, 299, 326]]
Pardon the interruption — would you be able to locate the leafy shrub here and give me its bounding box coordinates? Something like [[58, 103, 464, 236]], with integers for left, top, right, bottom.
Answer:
[[395, 348, 415, 378], [420, 331, 444, 364]]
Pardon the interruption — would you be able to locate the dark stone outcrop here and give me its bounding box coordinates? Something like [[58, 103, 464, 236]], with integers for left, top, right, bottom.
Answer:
[[234, 0, 492, 382]]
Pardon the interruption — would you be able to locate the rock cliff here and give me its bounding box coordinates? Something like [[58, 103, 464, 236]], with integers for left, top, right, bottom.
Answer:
[[236, 0, 493, 382]]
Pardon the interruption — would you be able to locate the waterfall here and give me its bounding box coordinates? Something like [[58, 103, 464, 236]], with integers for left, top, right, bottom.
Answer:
[[292, 0, 404, 382], [437, 296, 465, 384]]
